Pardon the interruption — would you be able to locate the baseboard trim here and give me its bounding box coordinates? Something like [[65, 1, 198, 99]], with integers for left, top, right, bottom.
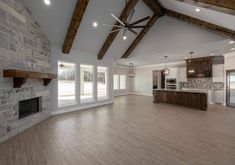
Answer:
[[114, 93, 131, 97], [51, 100, 114, 116], [131, 93, 153, 97]]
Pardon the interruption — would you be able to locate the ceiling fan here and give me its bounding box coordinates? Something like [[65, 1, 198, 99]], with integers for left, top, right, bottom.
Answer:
[[102, 0, 150, 39]]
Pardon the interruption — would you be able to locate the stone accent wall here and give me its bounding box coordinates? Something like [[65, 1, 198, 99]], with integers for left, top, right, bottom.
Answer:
[[180, 78, 224, 91], [0, 0, 51, 142]]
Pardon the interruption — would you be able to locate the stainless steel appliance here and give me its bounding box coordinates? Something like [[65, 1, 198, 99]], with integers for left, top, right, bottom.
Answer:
[[165, 78, 177, 89]]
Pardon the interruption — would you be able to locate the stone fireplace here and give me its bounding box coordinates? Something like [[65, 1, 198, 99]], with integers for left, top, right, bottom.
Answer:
[[19, 97, 42, 119], [0, 0, 52, 142]]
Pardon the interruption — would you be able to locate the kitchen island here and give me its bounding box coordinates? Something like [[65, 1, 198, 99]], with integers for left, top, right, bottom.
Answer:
[[153, 89, 207, 110]]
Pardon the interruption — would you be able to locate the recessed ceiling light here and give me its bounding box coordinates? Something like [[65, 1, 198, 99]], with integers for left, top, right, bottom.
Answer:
[[231, 48, 235, 51], [93, 22, 98, 27], [229, 41, 235, 44], [195, 8, 200, 12], [123, 36, 127, 40], [44, 0, 51, 5]]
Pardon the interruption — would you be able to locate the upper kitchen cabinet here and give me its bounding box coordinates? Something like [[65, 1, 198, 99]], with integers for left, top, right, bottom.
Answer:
[[186, 56, 213, 78]]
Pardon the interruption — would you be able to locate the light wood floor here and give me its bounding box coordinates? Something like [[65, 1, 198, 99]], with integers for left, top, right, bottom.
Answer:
[[1, 95, 235, 165]]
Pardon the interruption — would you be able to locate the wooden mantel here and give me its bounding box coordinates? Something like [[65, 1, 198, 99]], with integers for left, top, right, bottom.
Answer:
[[3, 69, 57, 88]]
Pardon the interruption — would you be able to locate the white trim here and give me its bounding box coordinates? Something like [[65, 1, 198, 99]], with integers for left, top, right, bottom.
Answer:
[[51, 100, 114, 116], [131, 92, 153, 97], [135, 61, 185, 69], [114, 92, 131, 96]]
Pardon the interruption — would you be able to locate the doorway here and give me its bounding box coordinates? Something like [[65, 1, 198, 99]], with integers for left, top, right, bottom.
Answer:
[[227, 70, 235, 107]]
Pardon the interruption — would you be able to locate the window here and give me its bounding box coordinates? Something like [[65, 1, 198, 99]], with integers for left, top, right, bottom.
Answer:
[[58, 61, 76, 107], [114, 74, 119, 90], [120, 75, 126, 89], [114, 74, 126, 90], [97, 66, 108, 99], [80, 65, 94, 102]]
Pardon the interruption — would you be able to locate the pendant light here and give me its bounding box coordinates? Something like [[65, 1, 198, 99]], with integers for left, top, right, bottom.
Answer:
[[163, 56, 170, 76], [128, 63, 136, 78], [188, 52, 195, 74]]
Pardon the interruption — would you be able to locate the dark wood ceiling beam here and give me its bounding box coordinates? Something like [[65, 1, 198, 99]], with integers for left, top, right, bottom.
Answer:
[[164, 9, 235, 41], [97, 0, 138, 60], [142, 0, 164, 16], [62, 0, 89, 54], [176, 0, 235, 16], [121, 14, 159, 59]]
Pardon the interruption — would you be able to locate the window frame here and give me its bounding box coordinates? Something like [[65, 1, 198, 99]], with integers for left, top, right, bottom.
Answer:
[[80, 64, 95, 103], [113, 74, 127, 90], [97, 66, 109, 100], [57, 60, 78, 108]]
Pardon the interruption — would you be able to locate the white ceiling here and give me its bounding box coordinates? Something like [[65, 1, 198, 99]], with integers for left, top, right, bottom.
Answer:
[[23, 0, 77, 46], [159, 0, 235, 31], [73, 0, 153, 56], [23, 0, 235, 66]]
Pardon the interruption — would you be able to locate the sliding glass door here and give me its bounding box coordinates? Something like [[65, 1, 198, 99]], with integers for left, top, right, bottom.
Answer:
[[227, 70, 235, 107]]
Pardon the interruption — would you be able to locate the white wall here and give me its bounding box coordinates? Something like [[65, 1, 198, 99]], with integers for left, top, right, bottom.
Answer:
[[113, 65, 132, 96], [50, 45, 115, 115], [133, 62, 185, 96]]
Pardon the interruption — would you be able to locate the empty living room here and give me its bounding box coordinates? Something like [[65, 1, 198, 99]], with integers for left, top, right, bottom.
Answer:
[[1, 0, 235, 164]]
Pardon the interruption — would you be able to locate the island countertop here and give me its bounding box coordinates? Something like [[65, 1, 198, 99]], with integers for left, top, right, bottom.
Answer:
[[153, 88, 207, 94], [153, 89, 208, 110]]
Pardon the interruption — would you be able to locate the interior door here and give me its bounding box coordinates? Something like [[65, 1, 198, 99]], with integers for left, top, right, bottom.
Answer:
[[227, 70, 235, 107]]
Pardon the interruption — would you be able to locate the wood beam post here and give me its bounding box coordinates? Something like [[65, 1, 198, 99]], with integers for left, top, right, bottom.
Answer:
[[121, 14, 159, 59], [97, 0, 138, 60], [164, 9, 235, 41], [62, 0, 89, 54]]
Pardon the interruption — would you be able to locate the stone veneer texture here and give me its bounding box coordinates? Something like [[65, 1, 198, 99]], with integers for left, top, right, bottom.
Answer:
[[180, 78, 224, 91], [0, 0, 51, 141]]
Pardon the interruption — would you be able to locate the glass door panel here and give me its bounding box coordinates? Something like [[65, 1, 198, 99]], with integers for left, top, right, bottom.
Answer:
[[227, 71, 235, 107]]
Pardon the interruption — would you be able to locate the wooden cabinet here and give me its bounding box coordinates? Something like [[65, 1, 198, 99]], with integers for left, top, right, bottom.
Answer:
[[186, 57, 213, 78], [153, 90, 207, 110], [158, 91, 167, 103]]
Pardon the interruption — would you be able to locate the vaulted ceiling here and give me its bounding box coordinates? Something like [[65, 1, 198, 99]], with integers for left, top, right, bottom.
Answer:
[[23, 0, 235, 66]]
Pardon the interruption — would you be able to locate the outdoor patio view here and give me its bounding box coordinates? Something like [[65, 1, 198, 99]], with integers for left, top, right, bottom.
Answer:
[[58, 62, 76, 107]]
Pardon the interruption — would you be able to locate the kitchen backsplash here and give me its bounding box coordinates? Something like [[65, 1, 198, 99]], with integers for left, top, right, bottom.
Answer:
[[180, 78, 224, 91]]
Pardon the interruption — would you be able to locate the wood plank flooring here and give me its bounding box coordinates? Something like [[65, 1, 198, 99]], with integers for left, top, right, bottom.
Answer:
[[1, 95, 235, 165]]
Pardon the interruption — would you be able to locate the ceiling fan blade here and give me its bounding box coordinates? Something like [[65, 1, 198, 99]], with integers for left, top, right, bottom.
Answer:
[[127, 9, 135, 24], [123, 28, 127, 37], [128, 26, 149, 28], [129, 16, 150, 26], [102, 24, 123, 28], [127, 28, 138, 35], [111, 13, 125, 26], [110, 28, 123, 34]]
